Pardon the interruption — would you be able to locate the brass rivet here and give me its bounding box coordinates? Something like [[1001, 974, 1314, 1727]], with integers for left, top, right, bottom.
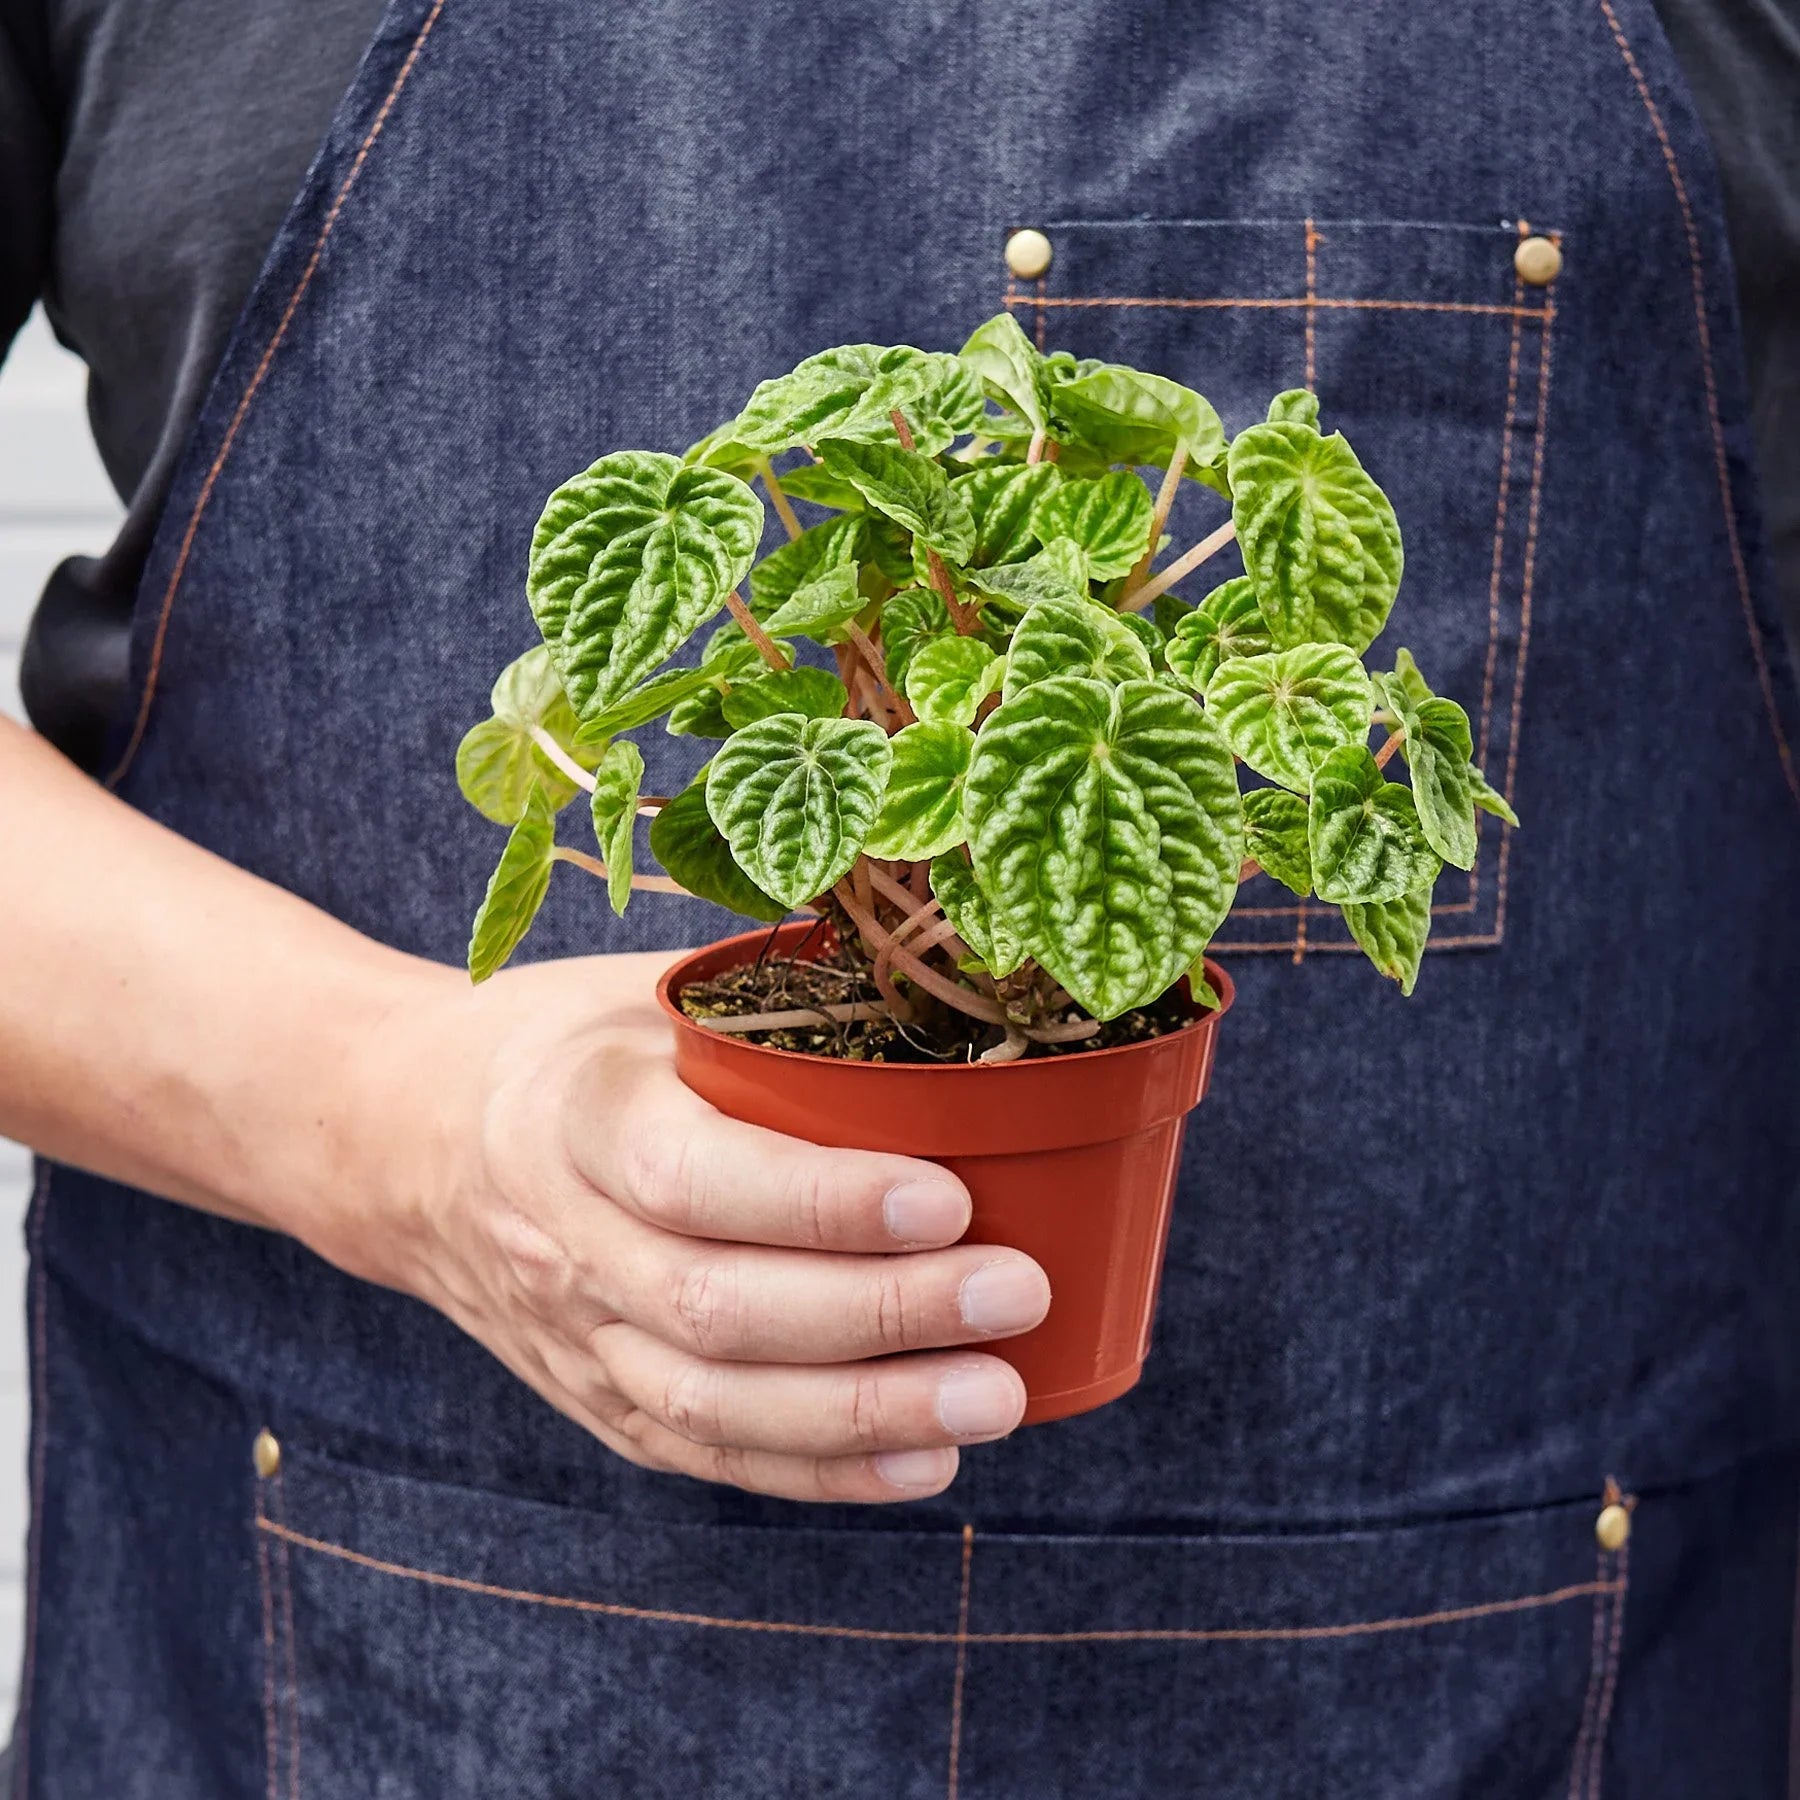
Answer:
[[252, 1428, 282, 1480], [1514, 235, 1563, 286], [1595, 1501, 1631, 1551], [1005, 228, 1054, 281]]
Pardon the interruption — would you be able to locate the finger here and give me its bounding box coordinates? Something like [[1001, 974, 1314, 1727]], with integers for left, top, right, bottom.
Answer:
[[594, 1386, 965, 1504], [586, 1323, 1028, 1456], [599, 1211, 1051, 1363], [570, 1060, 973, 1253]]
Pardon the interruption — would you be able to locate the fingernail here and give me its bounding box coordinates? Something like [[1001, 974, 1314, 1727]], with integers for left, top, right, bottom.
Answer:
[[936, 1365, 1024, 1439], [883, 1180, 970, 1245], [875, 1448, 957, 1492], [958, 1259, 1051, 1336]]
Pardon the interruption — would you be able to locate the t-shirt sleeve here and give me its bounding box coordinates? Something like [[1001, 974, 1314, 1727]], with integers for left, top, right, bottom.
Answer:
[[0, 5, 55, 361]]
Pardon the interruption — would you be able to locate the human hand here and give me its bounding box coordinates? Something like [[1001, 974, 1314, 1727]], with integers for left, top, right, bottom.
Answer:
[[348, 950, 1049, 1503]]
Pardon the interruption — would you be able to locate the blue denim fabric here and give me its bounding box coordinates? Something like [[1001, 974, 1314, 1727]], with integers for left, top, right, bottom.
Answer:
[[15, 0, 1800, 1793]]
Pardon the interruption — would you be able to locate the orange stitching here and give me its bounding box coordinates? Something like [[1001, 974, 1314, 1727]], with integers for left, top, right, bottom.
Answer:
[[1567, 1543, 1610, 1798], [1021, 295, 1552, 320], [1222, 933, 1503, 954], [256, 1519, 1613, 1644], [1214, 256, 1545, 958], [1034, 278, 1047, 352], [1303, 218, 1320, 391], [1597, 0, 1800, 809], [946, 1525, 974, 1800], [1493, 284, 1555, 938], [256, 1495, 280, 1800], [1582, 1525, 1631, 1797], [103, 0, 451, 791], [13, 1166, 51, 1800], [274, 1473, 301, 1800]]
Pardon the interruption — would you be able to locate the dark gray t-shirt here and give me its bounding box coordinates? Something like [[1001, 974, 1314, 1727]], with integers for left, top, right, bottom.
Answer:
[[2, 0, 1796, 767]]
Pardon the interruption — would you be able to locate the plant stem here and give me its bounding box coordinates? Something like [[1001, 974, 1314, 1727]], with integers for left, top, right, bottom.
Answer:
[[1025, 1017, 1101, 1045], [696, 1001, 890, 1034], [551, 847, 688, 894], [723, 589, 792, 671], [888, 409, 917, 452], [842, 622, 912, 723], [1374, 728, 1406, 770], [1119, 519, 1238, 613], [530, 727, 596, 793], [833, 877, 1008, 1024], [757, 459, 803, 542], [1025, 427, 1047, 466], [1125, 448, 1187, 593], [978, 1024, 1031, 1064], [1238, 857, 1262, 883]]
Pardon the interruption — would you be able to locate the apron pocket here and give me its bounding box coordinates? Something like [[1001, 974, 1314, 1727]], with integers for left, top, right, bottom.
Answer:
[[257, 1445, 1629, 1799], [997, 215, 1558, 962]]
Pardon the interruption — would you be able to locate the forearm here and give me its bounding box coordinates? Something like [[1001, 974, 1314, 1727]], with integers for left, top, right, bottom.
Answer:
[[0, 715, 451, 1254]]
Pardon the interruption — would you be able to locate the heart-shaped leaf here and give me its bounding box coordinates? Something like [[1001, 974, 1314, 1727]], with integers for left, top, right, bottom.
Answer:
[[1204, 644, 1372, 794], [879, 588, 956, 690], [722, 345, 963, 458], [529, 451, 764, 718], [760, 566, 866, 643], [1243, 788, 1313, 897], [1228, 422, 1402, 652], [648, 774, 787, 921], [720, 666, 849, 727], [1381, 686, 1478, 871], [959, 312, 1047, 431], [456, 648, 601, 824], [1266, 389, 1321, 428], [906, 636, 1003, 727], [865, 722, 975, 860], [965, 678, 1244, 1019], [930, 849, 1026, 978], [748, 513, 863, 615], [951, 462, 1061, 565], [819, 440, 975, 563], [898, 355, 987, 456], [1341, 885, 1433, 996], [1032, 472, 1155, 581], [588, 740, 644, 917], [467, 783, 557, 983], [706, 715, 892, 907], [965, 538, 1090, 613], [1164, 578, 1275, 693], [1308, 744, 1440, 905], [1051, 365, 1226, 471], [1003, 598, 1154, 702]]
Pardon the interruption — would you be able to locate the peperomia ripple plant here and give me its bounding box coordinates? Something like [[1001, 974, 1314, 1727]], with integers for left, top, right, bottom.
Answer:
[[455, 312, 1518, 1054]]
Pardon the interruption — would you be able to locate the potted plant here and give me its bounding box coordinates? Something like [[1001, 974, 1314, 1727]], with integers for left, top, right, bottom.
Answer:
[[454, 314, 1518, 1422]]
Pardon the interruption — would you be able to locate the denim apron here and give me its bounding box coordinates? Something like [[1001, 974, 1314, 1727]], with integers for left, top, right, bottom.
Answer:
[[16, 1, 1800, 1793]]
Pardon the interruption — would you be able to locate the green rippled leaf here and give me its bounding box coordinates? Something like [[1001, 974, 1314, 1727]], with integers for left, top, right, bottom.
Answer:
[[964, 677, 1243, 1018], [1228, 422, 1401, 652], [588, 740, 644, 917], [467, 783, 556, 983], [1308, 745, 1440, 905], [1203, 644, 1372, 794], [865, 722, 975, 860], [706, 715, 893, 907], [528, 451, 763, 718]]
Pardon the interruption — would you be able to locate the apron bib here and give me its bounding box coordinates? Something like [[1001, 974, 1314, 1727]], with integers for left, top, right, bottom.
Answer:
[[18, 2, 1800, 1792]]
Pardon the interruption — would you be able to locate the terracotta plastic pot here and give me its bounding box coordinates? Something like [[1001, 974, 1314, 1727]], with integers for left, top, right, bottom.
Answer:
[[656, 923, 1234, 1424]]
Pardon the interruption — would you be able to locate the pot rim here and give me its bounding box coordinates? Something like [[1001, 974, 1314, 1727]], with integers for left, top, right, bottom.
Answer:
[[654, 921, 1236, 1075]]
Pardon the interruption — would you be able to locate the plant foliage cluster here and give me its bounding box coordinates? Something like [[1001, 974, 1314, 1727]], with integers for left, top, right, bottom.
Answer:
[[457, 313, 1517, 1042]]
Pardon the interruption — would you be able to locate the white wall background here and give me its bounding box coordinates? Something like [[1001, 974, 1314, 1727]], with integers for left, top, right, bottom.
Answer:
[[0, 308, 126, 1712]]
